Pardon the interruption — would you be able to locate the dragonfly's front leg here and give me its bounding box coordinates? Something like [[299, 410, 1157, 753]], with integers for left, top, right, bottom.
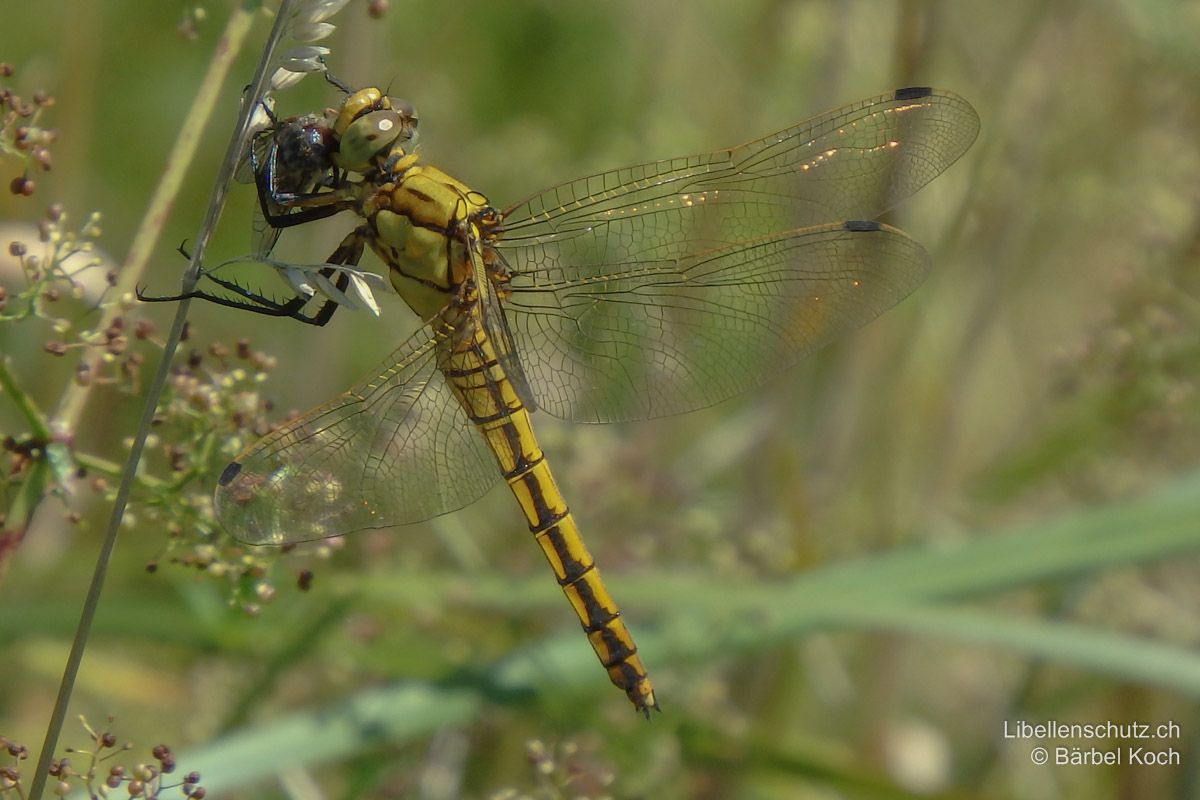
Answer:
[[138, 228, 368, 327], [256, 174, 358, 231], [295, 226, 368, 326]]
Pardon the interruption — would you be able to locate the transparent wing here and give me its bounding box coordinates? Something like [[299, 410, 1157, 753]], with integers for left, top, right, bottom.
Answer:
[[496, 87, 977, 421], [215, 324, 498, 544], [499, 88, 977, 248], [249, 208, 284, 260], [237, 129, 289, 259], [234, 127, 268, 185], [502, 221, 930, 421]]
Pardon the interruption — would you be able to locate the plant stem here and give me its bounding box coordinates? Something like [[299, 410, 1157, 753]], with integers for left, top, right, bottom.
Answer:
[[54, 4, 258, 431], [26, 3, 299, 798], [0, 357, 54, 566], [0, 357, 50, 442]]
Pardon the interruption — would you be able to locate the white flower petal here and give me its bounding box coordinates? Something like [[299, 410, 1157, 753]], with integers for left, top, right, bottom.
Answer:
[[309, 271, 359, 310], [298, 0, 351, 24], [346, 271, 381, 316], [278, 45, 330, 73], [246, 97, 276, 134], [269, 67, 307, 91], [281, 44, 331, 60], [291, 21, 337, 42], [281, 266, 316, 297]]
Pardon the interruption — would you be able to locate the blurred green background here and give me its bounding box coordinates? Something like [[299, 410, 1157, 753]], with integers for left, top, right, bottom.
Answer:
[[3, 1, 1200, 798]]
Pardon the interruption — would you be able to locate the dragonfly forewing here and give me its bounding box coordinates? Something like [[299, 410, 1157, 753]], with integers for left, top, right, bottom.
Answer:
[[494, 87, 977, 421], [498, 88, 978, 249]]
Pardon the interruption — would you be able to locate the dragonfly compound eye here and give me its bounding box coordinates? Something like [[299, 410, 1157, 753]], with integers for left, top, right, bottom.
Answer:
[[389, 97, 419, 127], [334, 87, 385, 135], [336, 109, 410, 172]]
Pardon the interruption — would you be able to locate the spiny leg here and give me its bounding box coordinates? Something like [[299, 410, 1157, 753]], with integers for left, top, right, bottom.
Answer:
[[138, 230, 367, 327]]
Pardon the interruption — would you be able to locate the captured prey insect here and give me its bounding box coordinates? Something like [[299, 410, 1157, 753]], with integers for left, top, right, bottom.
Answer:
[[165, 84, 979, 715]]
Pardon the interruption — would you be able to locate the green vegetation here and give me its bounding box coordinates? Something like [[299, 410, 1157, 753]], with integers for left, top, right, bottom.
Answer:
[[1, 1, 1198, 797]]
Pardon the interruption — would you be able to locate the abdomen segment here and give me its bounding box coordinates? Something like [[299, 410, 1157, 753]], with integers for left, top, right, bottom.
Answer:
[[442, 324, 658, 716]]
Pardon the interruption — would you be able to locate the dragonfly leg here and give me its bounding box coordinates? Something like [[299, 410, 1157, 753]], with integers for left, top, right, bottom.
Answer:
[[256, 172, 356, 230], [137, 275, 341, 326], [138, 229, 368, 327]]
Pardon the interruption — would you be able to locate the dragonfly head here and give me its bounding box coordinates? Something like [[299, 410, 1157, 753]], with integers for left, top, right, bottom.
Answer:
[[331, 87, 419, 173]]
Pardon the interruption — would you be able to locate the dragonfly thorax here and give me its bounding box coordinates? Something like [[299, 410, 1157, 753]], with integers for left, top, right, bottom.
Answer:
[[366, 162, 495, 320]]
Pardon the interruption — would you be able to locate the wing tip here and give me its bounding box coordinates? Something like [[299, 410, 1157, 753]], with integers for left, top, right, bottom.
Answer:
[[218, 461, 243, 486], [894, 86, 934, 101]]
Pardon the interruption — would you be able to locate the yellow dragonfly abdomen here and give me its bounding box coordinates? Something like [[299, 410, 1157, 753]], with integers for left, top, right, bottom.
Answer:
[[439, 297, 657, 712]]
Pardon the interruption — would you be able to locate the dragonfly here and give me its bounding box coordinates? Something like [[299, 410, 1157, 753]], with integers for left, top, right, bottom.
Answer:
[[173, 84, 979, 716]]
